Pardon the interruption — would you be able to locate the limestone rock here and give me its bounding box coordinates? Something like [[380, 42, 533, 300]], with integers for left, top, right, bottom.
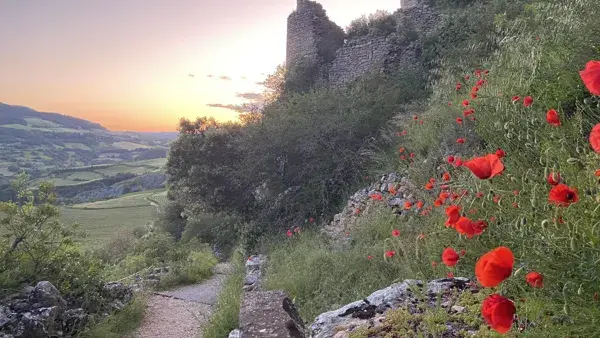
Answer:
[[309, 278, 471, 338], [239, 291, 305, 338]]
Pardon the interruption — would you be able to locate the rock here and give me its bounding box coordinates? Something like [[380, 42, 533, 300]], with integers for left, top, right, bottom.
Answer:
[[333, 331, 349, 338], [103, 282, 133, 304], [28, 282, 67, 310], [228, 329, 242, 338], [239, 291, 305, 338], [61, 308, 87, 335], [245, 275, 259, 286], [310, 278, 471, 338], [15, 306, 61, 338], [451, 305, 466, 313], [0, 306, 12, 328]]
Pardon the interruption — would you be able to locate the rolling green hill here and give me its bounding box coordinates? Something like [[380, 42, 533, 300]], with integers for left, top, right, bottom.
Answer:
[[0, 103, 178, 202]]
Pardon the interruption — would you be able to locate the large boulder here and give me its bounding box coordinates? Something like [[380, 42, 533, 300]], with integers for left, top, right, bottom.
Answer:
[[28, 282, 67, 310]]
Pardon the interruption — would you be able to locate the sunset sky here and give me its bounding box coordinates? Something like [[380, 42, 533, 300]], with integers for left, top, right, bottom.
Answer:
[[0, 0, 401, 132]]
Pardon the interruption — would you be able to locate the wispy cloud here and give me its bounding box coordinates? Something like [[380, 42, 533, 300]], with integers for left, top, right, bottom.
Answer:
[[207, 103, 259, 113], [219, 75, 232, 81], [206, 74, 213, 78], [255, 81, 266, 86], [236, 92, 262, 101]]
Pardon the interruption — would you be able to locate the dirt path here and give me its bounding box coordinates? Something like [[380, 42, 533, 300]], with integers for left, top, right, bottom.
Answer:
[[132, 262, 234, 338]]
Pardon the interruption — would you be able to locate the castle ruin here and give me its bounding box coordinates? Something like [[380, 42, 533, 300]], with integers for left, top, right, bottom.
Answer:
[[285, 0, 437, 87]]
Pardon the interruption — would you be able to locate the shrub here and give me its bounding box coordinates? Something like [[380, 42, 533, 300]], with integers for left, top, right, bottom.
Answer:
[[81, 294, 148, 338], [346, 10, 396, 39]]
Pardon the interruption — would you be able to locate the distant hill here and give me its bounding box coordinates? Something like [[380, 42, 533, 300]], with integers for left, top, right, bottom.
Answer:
[[0, 103, 179, 203], [0, 102, 107, 131]]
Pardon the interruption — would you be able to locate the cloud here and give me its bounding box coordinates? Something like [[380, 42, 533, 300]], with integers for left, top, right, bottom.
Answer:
[[236, 92, 262, 101], [206, 74, 213, 78], [219, 75, 232, 81], [255, 81, 266, 86], [206, 103, 260, 113]]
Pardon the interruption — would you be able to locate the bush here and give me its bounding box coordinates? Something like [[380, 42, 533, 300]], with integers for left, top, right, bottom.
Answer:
[[346, 10, 396, 39], [155, 201, 186, 240], [0, 173, 107, 311]]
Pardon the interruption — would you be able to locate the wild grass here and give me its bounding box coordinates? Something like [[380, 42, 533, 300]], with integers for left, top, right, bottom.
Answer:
[[263, 0, 600, 335], [201, 249, 245, 338]]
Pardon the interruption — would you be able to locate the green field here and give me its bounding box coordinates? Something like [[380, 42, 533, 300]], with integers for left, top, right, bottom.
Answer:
[[71, 189, 165, 209], [60, 190, 168, 244], [112, 141, 152, 150]]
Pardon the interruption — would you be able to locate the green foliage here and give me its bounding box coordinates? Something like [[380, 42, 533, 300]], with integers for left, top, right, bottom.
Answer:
[[201, 248, 245, 338], [81, 295, 148, 338], [0, 173, 106, 311], [155, 202, 186, 240], [346, 10, 397, 39]]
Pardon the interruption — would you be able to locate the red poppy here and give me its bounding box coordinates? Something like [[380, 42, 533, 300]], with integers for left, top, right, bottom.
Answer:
[[511, 96, 520, 103], [419, 120, 424, 125], [439, 192, 450, 202], [457, 138, 465, 144], [454, 157, 463, 167], [512, 202, 519, 208], [595, 169, 600, 177], [410, 152, 415, 158], [413, 115, 419, 120], [460, 249, 466, 256], [493, 195, 502, 203], [417, 233, 425, 240], [440, 184, 449, 190], [442, 172, 451, 181], [286, 230, 293, 237], [481, 294, 516, 334], [416, 201, 424, 209], [456, 117, 463, 125], [447, 272, 454, 278], [476, 191, 484, 198], [425, 182, 434, 190], [431, 261, 437, 267], [429, 178, 436, 184], [513, 190, 519, 196], [547, 172, 561, 186], [589, 123, 600, 153], [294, 226, 301, 233], [399, 147, 405, 153], [549, 184, 579, 206], [546, 109, 560, 126], [495, 148, 505, 158], [447, 155, 455, 163], [579, 60, 600, 95], [434, 199, 443, 207], [464, 154, 504, 179], [392, 229, 400, 237], [385, 250, 396, 258], [472, 86, 480, 93], [309, 217, 315, 223], [389, 186, 397, 195], [475, 247, 514, 287], [400, 155, 406, 160], [523, 96, 534, 107], [455, 217, 487, 238], [442, 248, 460, 267], [475, 69, 482, 78], [355, 208, 361, 214], [484, 70, 489, 75], [367, 255, 373, 260], [456, 83, 462, 91], [476, 79, 485, 86], [445, 205, 461, 227], [370, 193, 383, 201], [462, 100, 470, 107], [465, 74, 470, 80], [404, 201, 413, 209], [526, 272, 544, 288], [470, 92, 478, 99], [463, 109, 475, 117]]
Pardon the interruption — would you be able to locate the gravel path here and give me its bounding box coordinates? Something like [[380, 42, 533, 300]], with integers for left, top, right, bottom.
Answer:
[[133, 262, 233, 338]]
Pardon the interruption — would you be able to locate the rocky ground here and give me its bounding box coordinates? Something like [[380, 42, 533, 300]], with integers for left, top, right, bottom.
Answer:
[[132, 262, 233, 338]]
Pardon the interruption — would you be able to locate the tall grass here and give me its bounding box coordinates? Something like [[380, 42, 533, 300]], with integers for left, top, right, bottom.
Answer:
[[201, 248, 245, 338], [80, 294, 148, 338]]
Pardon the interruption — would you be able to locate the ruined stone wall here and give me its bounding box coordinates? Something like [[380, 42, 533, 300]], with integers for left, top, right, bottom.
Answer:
[[285, 0, 344, 77], [327, 36, 392, 86], [286, 0, 437, 88]]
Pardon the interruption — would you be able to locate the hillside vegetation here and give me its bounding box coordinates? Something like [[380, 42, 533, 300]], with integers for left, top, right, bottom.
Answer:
[[164, 0, 600, 336]]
